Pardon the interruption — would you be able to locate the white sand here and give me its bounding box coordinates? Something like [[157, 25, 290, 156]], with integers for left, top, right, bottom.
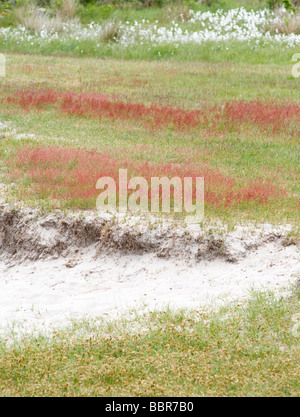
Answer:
[[0, 236, 298, 336]]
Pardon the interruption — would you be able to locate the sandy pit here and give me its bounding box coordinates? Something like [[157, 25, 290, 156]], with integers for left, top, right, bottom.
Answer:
[[0, 204, 299, 336]]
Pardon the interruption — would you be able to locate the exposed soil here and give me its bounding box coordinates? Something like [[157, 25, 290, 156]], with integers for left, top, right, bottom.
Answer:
[[0, 204, 299, 336], [1, 204, 297, 263]]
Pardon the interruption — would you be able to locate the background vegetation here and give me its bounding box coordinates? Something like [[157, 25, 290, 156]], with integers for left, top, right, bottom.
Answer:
[[1, 0, 300, 28]]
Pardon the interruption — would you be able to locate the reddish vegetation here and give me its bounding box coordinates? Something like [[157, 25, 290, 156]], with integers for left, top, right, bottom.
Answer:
[[6, 89, 203, 131], [8, 146, 284, 209], [223, 101, 300, 133], [6, 89, 300, 134]]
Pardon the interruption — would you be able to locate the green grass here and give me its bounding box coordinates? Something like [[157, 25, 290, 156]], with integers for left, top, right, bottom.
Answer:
[[0, 289, 299, 396], [0, 38, 299, 65], [3, 54, 300, 103], [0, 54, 299, 225]]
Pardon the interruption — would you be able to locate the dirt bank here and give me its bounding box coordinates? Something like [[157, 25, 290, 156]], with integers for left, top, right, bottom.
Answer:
[[0, 205, 299, 336]]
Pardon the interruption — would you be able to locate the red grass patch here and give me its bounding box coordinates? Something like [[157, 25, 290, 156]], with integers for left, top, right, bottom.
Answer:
[[223, 100, 300, 134], [7, 146, 284, 210], [6, 89, 300, 134]]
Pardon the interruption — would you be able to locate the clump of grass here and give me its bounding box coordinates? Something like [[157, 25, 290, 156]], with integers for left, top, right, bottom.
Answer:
[[14, 5, 63, 33], [162, 3, 190, 22], [57, 0, 78, 21], [13, 1, 79, 34], [264, 8, 300, 34], [0, 290, 299, 396], [99, 18, 122, 42]]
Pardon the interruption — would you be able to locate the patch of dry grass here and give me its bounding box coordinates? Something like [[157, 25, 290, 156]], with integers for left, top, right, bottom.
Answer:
[[58, 0, 78, 21], [99, 18, 122, 43], [0, 290, 299, 396], [13, 1, 79, 34], [264, 8, 300, 35], [162, 3, 190, 22]]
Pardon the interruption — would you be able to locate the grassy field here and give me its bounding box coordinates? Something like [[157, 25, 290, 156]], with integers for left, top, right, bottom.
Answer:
[[0, 1, 299, 397], [0, 53, 299, 224], [0, 290, 299, 396]]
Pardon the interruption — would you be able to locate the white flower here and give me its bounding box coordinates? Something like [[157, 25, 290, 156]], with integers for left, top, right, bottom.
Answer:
[[0, 8, 299, 49]]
